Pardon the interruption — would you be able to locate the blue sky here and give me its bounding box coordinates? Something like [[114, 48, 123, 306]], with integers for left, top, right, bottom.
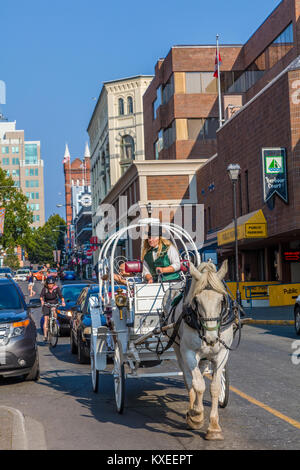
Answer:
[[0, 0, 280, 220]]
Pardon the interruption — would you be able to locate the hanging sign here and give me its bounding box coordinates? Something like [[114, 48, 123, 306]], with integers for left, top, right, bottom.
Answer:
[[0, 208, 5, 236], [262, 148, 288, 203]]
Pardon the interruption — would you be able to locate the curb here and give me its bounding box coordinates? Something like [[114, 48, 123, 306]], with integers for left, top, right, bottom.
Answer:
[[0, 406, 47, 450]]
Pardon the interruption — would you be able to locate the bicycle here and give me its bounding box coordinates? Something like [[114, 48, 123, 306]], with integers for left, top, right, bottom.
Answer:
[[44, 302, 60, 348]]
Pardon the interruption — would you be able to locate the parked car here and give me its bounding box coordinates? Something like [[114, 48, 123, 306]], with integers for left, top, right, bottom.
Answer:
[[0, 279, 40, 381], [13, 268, 30, 282], [62, 271, 77, 281], [0, 267, 13, 279], [55, 283, 90, 335], [70, 284, 126, 364], [294, 297, 300, 335]]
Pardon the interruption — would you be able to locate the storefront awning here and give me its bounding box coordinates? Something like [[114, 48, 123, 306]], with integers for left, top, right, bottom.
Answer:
[[217, 210, 267, 247]]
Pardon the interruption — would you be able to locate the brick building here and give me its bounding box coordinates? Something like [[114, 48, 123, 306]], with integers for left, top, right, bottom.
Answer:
[[63, 143, 91, 250], [197, 0, 300, 283]]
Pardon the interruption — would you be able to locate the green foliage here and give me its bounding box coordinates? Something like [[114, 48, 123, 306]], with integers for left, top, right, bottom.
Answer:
[[0, 168, 33, 249], [24, 214, 66, 265], [4, 249, 20, 271]]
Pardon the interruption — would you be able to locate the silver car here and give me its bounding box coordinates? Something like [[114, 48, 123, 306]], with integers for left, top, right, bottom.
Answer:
[[0, 279, 40, 380]]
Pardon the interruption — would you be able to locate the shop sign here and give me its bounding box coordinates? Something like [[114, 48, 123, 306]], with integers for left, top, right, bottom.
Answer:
[[283, 251, 300, 262], [262, 148, 288, 203]]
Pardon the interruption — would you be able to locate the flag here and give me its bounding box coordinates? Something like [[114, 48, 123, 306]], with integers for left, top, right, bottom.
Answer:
[[213, 50, 222, 78]]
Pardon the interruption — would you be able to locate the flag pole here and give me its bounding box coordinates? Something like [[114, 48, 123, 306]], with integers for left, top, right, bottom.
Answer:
[[216, 34, 223, 129]]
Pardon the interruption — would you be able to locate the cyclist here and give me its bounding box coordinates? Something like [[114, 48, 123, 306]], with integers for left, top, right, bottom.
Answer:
[[40, 276, 65, 341]]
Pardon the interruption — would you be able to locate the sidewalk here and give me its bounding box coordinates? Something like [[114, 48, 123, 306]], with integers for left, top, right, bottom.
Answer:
[[243, 305, 294, 321], [0, 406, 47, 450]]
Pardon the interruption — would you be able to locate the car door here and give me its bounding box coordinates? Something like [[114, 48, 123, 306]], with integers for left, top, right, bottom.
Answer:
[[74, 288, 88, 339]]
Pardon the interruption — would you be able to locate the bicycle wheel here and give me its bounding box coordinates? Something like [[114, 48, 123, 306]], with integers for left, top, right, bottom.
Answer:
[[49, 317, 59, 348]]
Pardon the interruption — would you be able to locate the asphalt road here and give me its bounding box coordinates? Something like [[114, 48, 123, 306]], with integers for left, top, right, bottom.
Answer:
[[0, 281, 299, 450]]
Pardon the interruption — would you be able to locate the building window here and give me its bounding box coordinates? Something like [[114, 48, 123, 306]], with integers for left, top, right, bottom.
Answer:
[[127, 96, 133, 114], [120, 135, 135, 161], [12, 158, 19, 165], [162, 75, 174, 105], [12, 146, 19, 154], [187, 118, 219, 140], [162, 121, 176, 149], [2, 158, 9, 165], [186, 72, 218, 94], [25, 180, 39, 188], [268, 22, 294, 68], [118, 98, 124, 116], [2, 146, 9, 154], [154, 130, 163, 160], [152, 86, 162, 120], [12, 169, 19, 177], [25, 143, 38, 165]]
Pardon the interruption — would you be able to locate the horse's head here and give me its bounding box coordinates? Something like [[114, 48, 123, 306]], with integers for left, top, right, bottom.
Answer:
[[187, 260, 228, 347]]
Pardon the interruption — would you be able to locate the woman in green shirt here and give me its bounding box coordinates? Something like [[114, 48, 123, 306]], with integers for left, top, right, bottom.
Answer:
[[141, 230, 181, 283]]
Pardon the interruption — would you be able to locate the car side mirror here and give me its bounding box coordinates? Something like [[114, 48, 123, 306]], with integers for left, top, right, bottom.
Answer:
[[27, 299, 41, 309]]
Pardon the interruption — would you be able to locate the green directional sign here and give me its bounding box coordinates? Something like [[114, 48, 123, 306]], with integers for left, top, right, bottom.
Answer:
[[262, 148, 288, 203]]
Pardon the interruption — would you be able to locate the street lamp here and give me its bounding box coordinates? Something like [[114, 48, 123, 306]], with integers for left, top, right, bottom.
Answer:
[[227, 164, 241, 305]]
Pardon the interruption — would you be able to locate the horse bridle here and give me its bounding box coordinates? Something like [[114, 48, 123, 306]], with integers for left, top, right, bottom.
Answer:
[[191, 291, 241, 350]]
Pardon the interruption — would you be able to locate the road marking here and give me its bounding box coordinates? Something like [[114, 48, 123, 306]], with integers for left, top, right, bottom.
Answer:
[[243, 319, 294, 325], [229, 385, 300, 430]]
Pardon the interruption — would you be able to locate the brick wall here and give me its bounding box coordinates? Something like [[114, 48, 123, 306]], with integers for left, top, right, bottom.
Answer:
[[147, 175, 190, 200], [197, 69, 298, 240]]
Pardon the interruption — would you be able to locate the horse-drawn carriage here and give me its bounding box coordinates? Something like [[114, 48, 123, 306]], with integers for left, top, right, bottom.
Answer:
[[90, 217, 241, 440]]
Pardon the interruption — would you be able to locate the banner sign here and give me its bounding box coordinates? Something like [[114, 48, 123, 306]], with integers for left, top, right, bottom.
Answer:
[[262, 148, 288, 203], [0, 208, 5, 236]]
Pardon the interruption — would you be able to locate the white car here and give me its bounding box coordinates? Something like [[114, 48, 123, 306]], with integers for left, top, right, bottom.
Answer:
[[13, 269, 30, 282], [0, 267, 13, 279]]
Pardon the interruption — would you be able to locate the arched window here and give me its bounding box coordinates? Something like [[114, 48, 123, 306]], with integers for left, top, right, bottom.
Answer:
[[120, 135, 135, 161], [127, 96, 133, 114], [118, 98, 124, 115]]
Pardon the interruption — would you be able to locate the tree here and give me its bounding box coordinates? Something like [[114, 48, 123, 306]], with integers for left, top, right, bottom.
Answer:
[[5, 249, 20, 271], [0, 169, 33, 249], [24, 214, 66, 265]]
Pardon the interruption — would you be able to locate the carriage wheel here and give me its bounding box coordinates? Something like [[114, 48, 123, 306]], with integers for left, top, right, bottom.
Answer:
[[113, 340, 125, 414], [218, 364, 229, 408], [90, 339, 99, 393]]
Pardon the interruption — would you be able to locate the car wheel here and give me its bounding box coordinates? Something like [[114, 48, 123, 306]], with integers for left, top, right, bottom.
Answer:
[[77, 334, 89, 364], [295, 306, 300, 336], [25, 352, 40, 381], [70, 329, 77, 354]]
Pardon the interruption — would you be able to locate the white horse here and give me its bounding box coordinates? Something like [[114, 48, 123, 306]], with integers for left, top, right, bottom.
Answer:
[[163, 259, 233, 440]]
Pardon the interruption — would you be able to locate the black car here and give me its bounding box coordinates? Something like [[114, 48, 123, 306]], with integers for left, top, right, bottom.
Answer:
[[70, 285, 102, 364], [0, 279, 40, 381], [56, 283, 90, 335]]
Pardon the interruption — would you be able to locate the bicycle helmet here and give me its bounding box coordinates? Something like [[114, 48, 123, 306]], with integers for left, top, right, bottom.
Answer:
[[45, 276, 55, 285]]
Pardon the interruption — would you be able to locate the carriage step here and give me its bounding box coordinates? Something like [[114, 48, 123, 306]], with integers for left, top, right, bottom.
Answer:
[[126, 371, 183, 379]]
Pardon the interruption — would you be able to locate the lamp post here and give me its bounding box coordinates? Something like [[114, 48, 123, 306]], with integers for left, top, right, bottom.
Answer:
[[227, 164, 241, 305]]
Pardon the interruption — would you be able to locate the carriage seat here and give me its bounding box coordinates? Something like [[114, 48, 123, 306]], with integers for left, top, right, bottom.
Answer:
[[124, 260, 190, 274]]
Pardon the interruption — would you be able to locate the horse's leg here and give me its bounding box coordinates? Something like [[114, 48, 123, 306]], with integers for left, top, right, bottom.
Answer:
[[181, 347, 205, 430], [205, 358, 226, 441]]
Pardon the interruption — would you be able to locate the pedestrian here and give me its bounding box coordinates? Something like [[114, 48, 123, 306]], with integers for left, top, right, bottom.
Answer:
[[28, 271, 36, 297]]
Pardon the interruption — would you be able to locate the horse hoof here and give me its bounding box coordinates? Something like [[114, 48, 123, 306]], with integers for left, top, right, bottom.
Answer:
[[186, 412, 204, 430], [205, 430, 224, 441]]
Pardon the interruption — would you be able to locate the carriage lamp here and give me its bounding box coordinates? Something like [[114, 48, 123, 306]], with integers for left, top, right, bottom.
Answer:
[[115, 288, 128, 320], [227, 163, 241, 306]]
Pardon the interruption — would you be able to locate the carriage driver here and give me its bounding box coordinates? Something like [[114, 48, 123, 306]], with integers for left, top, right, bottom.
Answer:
[[141, 226, 181, 284]]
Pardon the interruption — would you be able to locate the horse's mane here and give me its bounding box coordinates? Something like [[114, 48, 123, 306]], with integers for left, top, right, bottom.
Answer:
[[185, 261, 227, 305]]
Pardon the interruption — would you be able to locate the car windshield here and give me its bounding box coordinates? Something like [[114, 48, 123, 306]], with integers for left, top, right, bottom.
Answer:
[[0, 268, 11, 273], [0, 284, 23, 310], [17, 270, 28, 274], [61, 285, 86, 301]]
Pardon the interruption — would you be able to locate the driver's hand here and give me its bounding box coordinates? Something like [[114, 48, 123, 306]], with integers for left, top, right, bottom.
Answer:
[[156, 267, 163, 274]]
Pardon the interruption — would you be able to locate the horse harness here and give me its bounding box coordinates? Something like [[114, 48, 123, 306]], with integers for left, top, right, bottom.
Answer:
[[157, 277, 242, 354]]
